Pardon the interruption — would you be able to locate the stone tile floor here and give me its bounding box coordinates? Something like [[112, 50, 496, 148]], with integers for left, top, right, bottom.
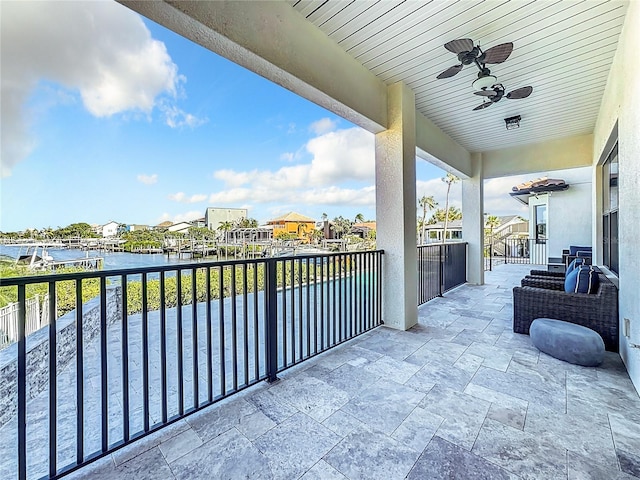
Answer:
[[65, 264, 640, 479]]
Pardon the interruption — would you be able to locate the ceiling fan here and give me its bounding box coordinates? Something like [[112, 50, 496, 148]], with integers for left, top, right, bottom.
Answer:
[[436, 38, 533, 111], [472, 84, 533, 110]]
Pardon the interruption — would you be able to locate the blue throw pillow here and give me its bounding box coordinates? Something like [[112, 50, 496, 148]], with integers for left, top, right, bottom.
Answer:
[[573, 265, 600, 294], [566, 257, 586, 275], [564, 268, 579, 292], [569, 245, 592, 256]]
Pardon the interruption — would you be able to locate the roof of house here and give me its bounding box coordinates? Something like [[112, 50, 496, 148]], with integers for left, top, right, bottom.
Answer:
[[157, 221, 173, 228], [268, 212, 316, 223], [496, 215, 524, 225], [353, 222, 376, 230], [424, 220, 462, 229]]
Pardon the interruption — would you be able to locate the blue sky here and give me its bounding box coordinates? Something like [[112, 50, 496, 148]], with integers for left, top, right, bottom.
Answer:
[[0, 1, 526, 233]]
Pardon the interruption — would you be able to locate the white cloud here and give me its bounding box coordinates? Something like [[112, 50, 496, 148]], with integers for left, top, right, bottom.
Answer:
[[309, 117, 337, 135], [280, 152, 295, 162], [306, 128, 374, 185], [1, 1, 190, 176], [137, 173, 158, 185], [157, 210, 203, 224], [168, 192, 207, 203], [483, 175, 531, 217], [416, 177, 462, 212], [214, 127, 375, 191], [295, 186, 375, 206], [162, 104, 207, 129], [206, 127, 376, 209]]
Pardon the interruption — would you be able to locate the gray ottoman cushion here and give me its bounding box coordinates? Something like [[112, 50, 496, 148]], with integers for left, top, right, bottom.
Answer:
[[530, 318, 605, 367]]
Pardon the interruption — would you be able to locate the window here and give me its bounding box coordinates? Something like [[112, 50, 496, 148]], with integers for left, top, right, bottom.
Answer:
[[602, 142, 618, 274], [535, 204, 547, 243]]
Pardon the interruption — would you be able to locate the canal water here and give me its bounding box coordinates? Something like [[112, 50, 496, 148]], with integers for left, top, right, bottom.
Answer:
[[0, 245, 220, 271]]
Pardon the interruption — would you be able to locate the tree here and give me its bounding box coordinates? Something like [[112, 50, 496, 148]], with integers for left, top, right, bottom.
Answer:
[[429, 207, 462, 224], [485, 215, 501, 242], [418, 195, 437, 244], [217, 221, 233, 243], [441, 173, 460, 243], [310, 228, 324, 245], [354, 213, 365, 224], [234, 217, 259, 228], [321, 213, 328, 222], [331, 216, 353, 239], [54, 222, 99, 239]]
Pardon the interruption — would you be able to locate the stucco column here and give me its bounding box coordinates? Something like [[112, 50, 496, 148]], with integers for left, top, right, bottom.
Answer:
[[462, 153, 484, 285], [375, 82, 418, 330]]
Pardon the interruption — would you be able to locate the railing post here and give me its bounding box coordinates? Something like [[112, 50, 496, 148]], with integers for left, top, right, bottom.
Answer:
[[265, 259, 279, 383], [438, 244, 444, 296], [489, 242, 493, 271], [17, 285, 26, 480]]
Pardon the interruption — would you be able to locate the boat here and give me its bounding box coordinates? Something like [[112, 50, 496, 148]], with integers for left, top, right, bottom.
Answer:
[[16, 245, 54, 270], [14, 245, 103, 271]]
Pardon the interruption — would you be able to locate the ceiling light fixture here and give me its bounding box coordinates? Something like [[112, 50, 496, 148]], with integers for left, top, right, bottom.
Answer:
[[472, 73, 497, 91], [504, 115, 521, 130]]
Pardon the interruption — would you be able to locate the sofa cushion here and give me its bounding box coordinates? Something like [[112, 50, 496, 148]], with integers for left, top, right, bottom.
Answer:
[[564, 268, 579, 292], [566, 257, 586, 275], [569, 245, 592, 256], [564, 265, 599, 294]]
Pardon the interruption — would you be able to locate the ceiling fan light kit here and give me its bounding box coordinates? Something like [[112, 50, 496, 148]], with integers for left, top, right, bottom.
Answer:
[[472, 74, 497, 91], [437, 38, 533, 111]]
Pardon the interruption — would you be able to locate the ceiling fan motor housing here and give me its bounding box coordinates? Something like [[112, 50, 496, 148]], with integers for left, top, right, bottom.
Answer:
[[458, 47, 480, 65]]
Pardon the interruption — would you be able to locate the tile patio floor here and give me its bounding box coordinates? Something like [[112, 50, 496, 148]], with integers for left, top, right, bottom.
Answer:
[[67, 264, 640, 479]]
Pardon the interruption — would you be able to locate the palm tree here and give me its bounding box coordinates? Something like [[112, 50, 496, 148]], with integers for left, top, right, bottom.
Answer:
[[485, 215, 501, 242], [354, 213, 365, 224], [441, 172, 460, 243], [418, 195, 437, 244], [217, 221, 233, 243], [331, 216, 353, 240], [429, 207, 462, 224]]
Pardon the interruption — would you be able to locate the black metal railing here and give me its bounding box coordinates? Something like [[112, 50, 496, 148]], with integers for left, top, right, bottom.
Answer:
[[417, 242, 467, 305], [0, 251, 383, 479], [484, 243, 493, 271], [494, 238, 547, 265]]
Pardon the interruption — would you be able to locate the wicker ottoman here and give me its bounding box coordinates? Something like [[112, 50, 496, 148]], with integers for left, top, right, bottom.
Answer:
[[530, 318, 605, 367]]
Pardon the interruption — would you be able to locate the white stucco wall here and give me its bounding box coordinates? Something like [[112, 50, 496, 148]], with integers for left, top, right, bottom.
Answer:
[[545, 167, 592, 259], [102, 222, 119, 237], [593, 0, 640, 393]]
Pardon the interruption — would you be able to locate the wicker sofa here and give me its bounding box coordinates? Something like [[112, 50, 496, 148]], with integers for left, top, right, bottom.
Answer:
[[513, 272, 619, 352]]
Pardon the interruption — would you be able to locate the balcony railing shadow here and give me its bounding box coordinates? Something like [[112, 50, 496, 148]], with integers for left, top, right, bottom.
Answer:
[[0, 251, 384, 479]]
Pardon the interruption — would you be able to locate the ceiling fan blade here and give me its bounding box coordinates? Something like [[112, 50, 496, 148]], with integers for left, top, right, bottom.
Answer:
[[473, 102, 494, 111], [507, 86, 533, 99], [444, 38, 474, 54], [482, 42, 513, 64], [474, 90, 496, 97], [436, 64, 463, 79]]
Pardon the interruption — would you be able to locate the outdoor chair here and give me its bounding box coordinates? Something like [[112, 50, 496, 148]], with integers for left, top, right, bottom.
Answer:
[[527, 257, 596, 282], [562, 246, 592, 268], [513, 271, 619, 352]]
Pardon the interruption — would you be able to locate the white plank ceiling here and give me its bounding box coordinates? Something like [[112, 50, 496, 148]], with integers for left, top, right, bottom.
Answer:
[[288, 0, 629, 153]]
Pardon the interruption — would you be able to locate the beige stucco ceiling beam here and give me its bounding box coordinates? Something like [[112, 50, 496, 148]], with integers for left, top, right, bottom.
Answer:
[[416, 113, 472, 178], [481, 133, 594, 179]]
